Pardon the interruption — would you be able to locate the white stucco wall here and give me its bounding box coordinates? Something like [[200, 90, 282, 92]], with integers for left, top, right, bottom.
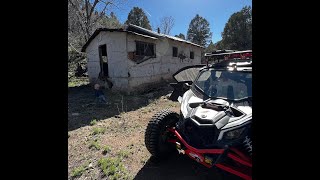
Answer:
[[85, 31, 129, 90], [126, 34, 202, 91], [85, 31, 203, 92]]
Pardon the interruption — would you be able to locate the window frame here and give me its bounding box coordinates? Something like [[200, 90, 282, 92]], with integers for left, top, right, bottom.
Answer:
[[190, 51, 194, 59], [172, 46, 178, 57], [135, 41, 156, 58]]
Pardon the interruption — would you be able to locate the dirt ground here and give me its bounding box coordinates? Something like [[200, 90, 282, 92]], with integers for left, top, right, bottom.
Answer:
[[68, 83, 241, 180]]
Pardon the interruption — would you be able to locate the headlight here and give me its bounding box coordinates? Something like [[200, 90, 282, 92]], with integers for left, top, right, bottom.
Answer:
[[224, 127, 246, 140]]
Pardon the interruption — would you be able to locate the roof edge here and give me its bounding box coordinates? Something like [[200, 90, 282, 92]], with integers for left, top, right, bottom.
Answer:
[[81, 25, 205, 52], [81, 28, 124, 52]]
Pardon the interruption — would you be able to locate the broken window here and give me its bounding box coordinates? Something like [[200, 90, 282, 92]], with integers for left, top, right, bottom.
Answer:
[[190, 51, 194, 59], [135, 41, 156, 57], [173, 47, 178, 57]]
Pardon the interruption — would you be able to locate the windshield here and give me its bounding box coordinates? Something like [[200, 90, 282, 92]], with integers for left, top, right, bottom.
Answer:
[[194, 69, 252, 100]]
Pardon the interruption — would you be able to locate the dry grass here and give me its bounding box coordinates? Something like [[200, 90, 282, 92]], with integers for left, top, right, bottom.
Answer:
[[68, 84, 180, 179]]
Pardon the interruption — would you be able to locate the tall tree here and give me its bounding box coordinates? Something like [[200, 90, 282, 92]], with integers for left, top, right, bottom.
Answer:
[[187, 14, 212, 46], [159, 16, 174, 35], [174, 33, 185, 40], [125, 7, 152, 30], [205, 41, 216, 53], [220, 6, 252, 50]]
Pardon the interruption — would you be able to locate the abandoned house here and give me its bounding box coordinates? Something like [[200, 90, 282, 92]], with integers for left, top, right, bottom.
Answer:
[[81, 24, 204, 92]]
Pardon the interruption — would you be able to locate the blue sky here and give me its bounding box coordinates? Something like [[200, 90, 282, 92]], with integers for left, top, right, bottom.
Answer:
[[109, 0, 252, 44]]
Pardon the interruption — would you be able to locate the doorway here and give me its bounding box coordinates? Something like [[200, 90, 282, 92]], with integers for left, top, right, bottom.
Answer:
[[98, 44, 109, 78]]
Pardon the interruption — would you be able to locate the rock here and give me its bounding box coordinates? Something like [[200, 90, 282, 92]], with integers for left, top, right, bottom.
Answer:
[[88, 163, 93, 168], [115, 115, 121, 118]]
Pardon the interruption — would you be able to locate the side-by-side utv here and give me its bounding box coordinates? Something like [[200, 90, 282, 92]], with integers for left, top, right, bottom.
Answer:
[[145, 55, 252, 180]]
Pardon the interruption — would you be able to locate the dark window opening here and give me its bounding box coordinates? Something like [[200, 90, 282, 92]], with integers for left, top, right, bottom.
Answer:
[[136, 41, 155, 57], [101, 44, 107, 56], [190, 51, 194, 59], [173, 47, 178, 57], [98, 44, 109, 78]]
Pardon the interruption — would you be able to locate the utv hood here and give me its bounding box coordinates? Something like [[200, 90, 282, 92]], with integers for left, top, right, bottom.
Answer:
[[181, 91, 251, 129]]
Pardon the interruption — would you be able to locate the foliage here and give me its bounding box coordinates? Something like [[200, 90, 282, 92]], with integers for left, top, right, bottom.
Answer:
[[70, 162, 89, 177], [90, 119, 97, 126], [214, 40, 224, 50], [220, 6, 252, 50], [205, 41, 216, 53], [187, 14, 212, 46], [117, 150, 130, 159], [174, 33, 185, 40], [98, 157, 130, 179], [89, 139, 101, 150], [125, 7, 152, 30], [102, 145, 111, 155], [92, 127, 106, 135], [100, 12, 122, 29]]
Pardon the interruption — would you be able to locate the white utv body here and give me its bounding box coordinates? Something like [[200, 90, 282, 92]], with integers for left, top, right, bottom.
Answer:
[[145, 57, 252, 180]]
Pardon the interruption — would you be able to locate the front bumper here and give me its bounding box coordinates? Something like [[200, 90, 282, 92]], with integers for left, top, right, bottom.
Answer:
[[167, 127, 252, 180]]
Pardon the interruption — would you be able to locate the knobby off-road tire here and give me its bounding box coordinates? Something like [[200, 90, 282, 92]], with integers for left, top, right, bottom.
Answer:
[[145, 109, 179, 158]]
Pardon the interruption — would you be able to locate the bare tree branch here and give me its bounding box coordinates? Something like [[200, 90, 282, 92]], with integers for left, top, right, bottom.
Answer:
[[89, 0, 100, 19], [160, 16, 175, 35], [91, 1, 110, 25], [68, 0, 126, 53], [68, 41, 86, 55], [68, 0, 88, 40]]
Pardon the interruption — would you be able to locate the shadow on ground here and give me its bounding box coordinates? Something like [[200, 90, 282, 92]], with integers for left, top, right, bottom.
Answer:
[[134, 153, 242, 180], [68, 84, 174, 131]]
